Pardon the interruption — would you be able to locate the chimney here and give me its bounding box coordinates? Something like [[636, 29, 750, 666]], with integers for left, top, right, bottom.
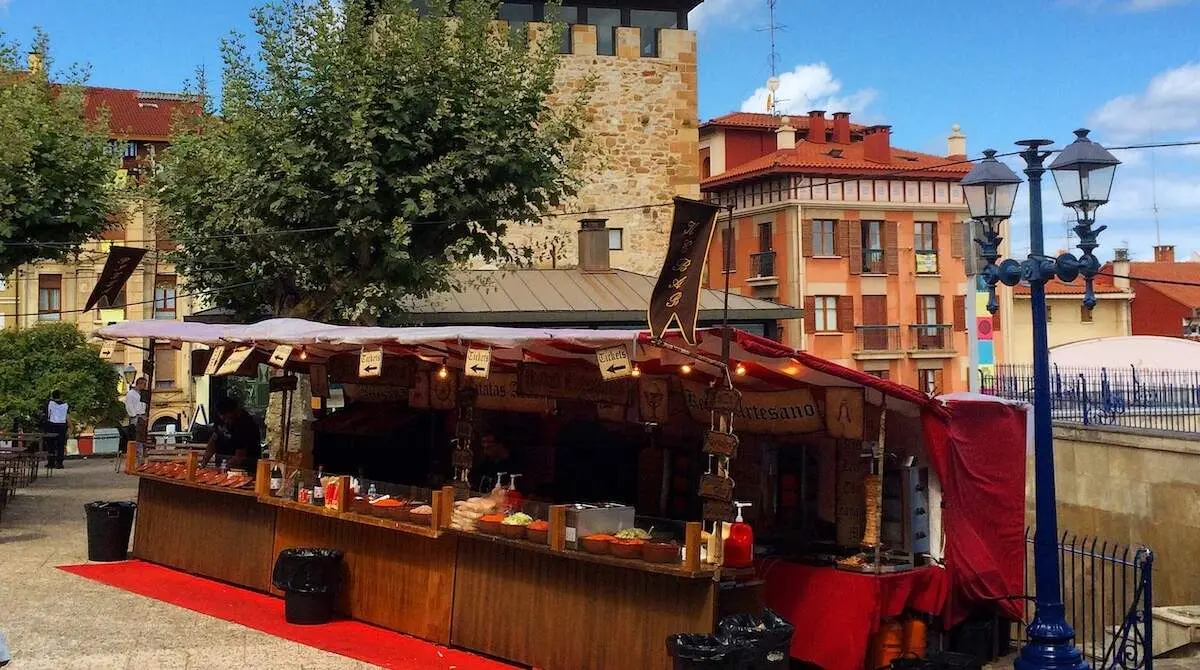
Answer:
[[807, 110, 826, 144], [832, 112, 851, 144], [947, 124, 967, 158], [863, 125, 892, 163], [578, 218, 611, 272], [27, 50, 44, 75], [1112, 248, 1130, 290], [776, 116, 797, 150], [1154, 244, 1176, 263]]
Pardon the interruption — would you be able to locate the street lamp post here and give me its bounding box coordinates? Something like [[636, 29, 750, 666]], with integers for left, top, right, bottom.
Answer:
[[960, 129, 1120, 670]]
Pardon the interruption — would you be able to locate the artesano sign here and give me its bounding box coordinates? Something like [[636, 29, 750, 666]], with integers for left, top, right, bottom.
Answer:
[[679, 381, 823, 434]]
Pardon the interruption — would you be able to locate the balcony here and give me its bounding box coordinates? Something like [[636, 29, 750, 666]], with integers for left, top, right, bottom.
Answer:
[[746, 251, 778, 287], [908, 324, 956, 358], [915, 250, 939, 274], [862, 249, 886, 274], [853, 325, 903, 359]]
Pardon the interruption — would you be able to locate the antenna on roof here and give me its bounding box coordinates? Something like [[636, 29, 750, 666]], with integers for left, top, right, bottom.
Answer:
[[758, 0, 787, 115], [1151, 148, 1161, 246]]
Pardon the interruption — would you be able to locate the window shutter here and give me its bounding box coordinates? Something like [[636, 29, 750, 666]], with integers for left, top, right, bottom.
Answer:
[[953, 295, 966, 331], [951, 221, 964, 258], [991, 309, 1001, 331], [804, 296, 816, 332], [836, 220, 849, 257], [802, 219, 813, 257], [936, 295, 944, 324], [848, 221, 862, 274], [884, 220, 900, 275], [838, 295, 855, 333]]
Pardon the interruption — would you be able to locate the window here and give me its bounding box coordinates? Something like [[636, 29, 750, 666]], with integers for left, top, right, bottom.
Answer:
[[757, 221, 772, 252], [154, 346, 177, 390], [590, 7, 620, 56], [498, 2, 534, 41], [154, 275, 178, 320], [814, 296, 838, 332], [123, 141, 137, 159], [701, 156, 711, 179], [862, 220, 884, 273], [630, 9, 677, 57], [812, 220, 836, 256], [1081, 304, 1093, 323], [721, 227, 735, 272], [96, 287, 127, 323], [867, 369, 890, 380], [917, 295, 941, 325], [915, 221, 938, 274], [37, 274, 61, 321], [1046, 304, 1053, 322], [545, 5, 578, 52], [918, 369, 943, 396]]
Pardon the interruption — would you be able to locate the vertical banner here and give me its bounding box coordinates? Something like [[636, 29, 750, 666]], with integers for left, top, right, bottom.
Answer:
[[647, 196, 722, 345], [975, 281, 996, 384], [84, 246, 147, 312]]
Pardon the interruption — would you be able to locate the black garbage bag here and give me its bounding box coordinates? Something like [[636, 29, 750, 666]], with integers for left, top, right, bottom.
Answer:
[[717, 609, 795, 669], [666, 634, 751, 670], [271, 548, 344, 594], [84, 501, 137, 562]]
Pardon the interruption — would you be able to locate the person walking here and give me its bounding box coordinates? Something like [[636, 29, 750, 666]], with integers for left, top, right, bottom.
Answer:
[[0, 628, 11, 666], [45, 390, 70, 469], [120, 377, 148, 468]]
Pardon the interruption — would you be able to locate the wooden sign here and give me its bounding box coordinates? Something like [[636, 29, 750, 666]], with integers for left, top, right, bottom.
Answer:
[[359, 348, 383, 378], [268, 375, 298, 393], [465, 347, 492, 379], [328, 355, 415, 387], [269, 345, 294, 369], [214, 347, 254, 376], [596, 345, 632, 381], [703, 431, 739, 458], [680, 380, 822, 434], [309, 364, 329, 398], [699, 474, 734, 502], [431, 370, 458, 410], [596, 403, 627, 423], [647, 196, 722, 345], [703, 499, 735, 524], [825, 387, 865, 440], [344, 384, 409, 402], [637, 377, 670, 423], [835, 448, 868, 548], [205, 345, 227, 376], [470, 374, 550, 414], [516, 363, 632, 405], [99, 341, 115, 360], [707, 387, 742, 413]]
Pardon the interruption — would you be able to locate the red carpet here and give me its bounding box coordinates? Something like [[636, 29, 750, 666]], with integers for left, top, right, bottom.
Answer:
[[58, 560, 517, 670]]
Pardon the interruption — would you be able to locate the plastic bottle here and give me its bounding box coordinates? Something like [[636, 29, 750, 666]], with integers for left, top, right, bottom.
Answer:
[[723, 502, 755, 569], [367, 482, 378, 501]]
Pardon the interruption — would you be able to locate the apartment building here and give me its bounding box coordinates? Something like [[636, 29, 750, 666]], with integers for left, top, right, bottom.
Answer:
[[700, 111, 976, 393]]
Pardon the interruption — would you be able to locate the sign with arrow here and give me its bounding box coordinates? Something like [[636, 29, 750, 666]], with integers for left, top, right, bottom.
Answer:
[[359, 348, 384, 378], [268, 344, 294, 369], [205, 345, 227, 376], [99, 341, 115, 360], [215, 347, 254, 377], [465, 347, 492, 379], [596, 345, 632, 381]]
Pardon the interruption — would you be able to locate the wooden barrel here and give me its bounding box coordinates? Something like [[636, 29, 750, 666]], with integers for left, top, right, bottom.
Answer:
[[870, 618, 904, 669], [902, 614, 928, 657]]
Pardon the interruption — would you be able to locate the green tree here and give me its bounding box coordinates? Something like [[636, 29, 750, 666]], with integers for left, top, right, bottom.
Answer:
[[0, 30, 118, 275], [156, 0, 589, 323], [0, 323, 123, 431]]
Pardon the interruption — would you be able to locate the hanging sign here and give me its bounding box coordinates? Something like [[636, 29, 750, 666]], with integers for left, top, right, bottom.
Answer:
[[344, 384, 408, 402], [214, 346, 255, 376], [825, 387, 865, 440], [99, 341, 115, 360], [269, 345, 294, 369], [637, 377, 670, 423], [516, 363, 632, 405], [328, 355, 414, 387], [680, 380, 822, 434], [647, 196, 721, 345], [596, 345, 633, 381], [268, 375, 299, 393], [205, 345, 227, 376], [835, 449, 868, 548], [83, 245, 147, 312], [309, 364, 329, 398], [465, 347, 492, 379], [358, 348, 384, 378], [470, 374, 551, 414]]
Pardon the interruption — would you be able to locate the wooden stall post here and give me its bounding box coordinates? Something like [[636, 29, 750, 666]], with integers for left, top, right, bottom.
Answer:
[[438, 486, 456, 529], [334, 475, 350, 512], [431, 489, 445, 529], [684, 521, 702, 574], [256, 460, 271, 498], [185, 452, 199, 483], [548, 505, 567, 552], [124, 442, 138, 474]]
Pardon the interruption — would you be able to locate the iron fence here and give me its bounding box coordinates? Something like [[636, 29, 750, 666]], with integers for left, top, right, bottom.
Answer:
[[981, 364, 1200, 434], [750, 250, 776, 278], [1016, 528, 1153, 669], [854, 325, 901, 352]]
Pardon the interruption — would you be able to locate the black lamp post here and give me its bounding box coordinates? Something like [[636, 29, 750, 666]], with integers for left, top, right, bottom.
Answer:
[[959, 130, 1120, 670]]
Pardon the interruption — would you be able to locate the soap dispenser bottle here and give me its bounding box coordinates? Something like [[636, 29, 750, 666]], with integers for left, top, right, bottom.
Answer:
[[724, 502, 755, 568]]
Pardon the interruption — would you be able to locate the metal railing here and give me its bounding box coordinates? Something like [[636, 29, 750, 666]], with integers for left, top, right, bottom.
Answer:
[[908, 324, 953, 351], [982, 364, 1200, 434], [862, 248, 886, 274], [750, 251, 776, 278], [854, 325, 901, 352], [1016, 528, 1153, 669]]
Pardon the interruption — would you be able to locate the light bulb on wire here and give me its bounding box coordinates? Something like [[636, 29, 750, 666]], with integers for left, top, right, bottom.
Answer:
[[632, 365, 641, 378], [735, 363, 747, 376], [299, 347, 308, 361], [680, 364, 692, 375], [437, 364, 449, 380]]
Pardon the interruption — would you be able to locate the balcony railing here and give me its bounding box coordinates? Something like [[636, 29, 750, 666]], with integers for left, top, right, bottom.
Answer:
[[854, 325, 901, 352], [915, 250, 939, 274], [909, 324, 953, 351], [750, 251, 777, 278], [862, 249, 886, 274]]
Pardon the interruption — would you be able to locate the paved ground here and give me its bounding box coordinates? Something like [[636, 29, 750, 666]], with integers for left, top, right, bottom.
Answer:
[[0, 459, 382, 670]]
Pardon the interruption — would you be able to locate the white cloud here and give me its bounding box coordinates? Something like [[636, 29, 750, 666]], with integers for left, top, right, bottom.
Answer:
[[1123, 0, 1191, 10], [1089, 63, 1200, 141], [739, 63, 879, 120], [688, 0, 750, 31]]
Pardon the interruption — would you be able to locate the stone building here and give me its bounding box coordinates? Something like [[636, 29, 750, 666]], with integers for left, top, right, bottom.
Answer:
[[493, 1, 702, 276]]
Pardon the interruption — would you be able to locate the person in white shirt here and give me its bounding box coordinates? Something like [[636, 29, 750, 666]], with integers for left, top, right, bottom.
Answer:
[[0, 627, 11, 666], [121, 377, 148, 459], [45, 390, 70, 469]]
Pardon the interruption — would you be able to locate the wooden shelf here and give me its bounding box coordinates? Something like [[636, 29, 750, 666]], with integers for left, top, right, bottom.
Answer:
[[256, 495, 443, 539], [132, 472, 258, 498], [448, 529, 719, 580]]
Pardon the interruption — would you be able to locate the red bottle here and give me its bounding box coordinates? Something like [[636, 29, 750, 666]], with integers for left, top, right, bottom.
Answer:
[[723, 502, 754, 568]]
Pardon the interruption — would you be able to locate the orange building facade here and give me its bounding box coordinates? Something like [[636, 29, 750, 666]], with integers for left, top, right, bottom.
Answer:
[[699, 111, 979, 394]]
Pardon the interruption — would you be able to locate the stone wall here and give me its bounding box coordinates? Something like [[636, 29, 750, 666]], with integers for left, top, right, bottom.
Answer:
[[502, 24, 700, 276], [1046, 423, 1200, 605]]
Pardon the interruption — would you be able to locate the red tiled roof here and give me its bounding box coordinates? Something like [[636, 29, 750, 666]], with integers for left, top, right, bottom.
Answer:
[[1012, 263, 1128, 295], [701, 141, 972, 187], [82, 87, 200, 142], [1126, 261, 1200, 308], [701, 111, 868, 132]]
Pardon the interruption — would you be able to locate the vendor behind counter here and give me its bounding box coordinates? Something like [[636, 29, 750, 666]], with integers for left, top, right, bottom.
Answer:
[[312, 403, 444, 487]]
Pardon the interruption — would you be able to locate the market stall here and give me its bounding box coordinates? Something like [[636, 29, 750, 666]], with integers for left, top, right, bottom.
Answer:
[[98, 319, 1028, 670]]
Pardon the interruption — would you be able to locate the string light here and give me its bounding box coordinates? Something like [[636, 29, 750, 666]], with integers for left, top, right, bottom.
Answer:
[[437, 362, 449, 380], [735, 363, 747, 376], [298, 346, 308, 361], [631, 365, 641, 378], [680, 364, 692, 375]]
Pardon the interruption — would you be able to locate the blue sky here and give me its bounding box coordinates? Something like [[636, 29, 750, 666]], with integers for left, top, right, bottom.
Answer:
[[3, 0, 1199, 261]]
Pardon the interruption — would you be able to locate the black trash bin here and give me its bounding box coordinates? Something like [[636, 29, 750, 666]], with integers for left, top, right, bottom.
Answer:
[[84, 501, 136, 562], [717, 609, 795, 669], [271, 548, 344, 625], [666, 634, 751, 670]]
